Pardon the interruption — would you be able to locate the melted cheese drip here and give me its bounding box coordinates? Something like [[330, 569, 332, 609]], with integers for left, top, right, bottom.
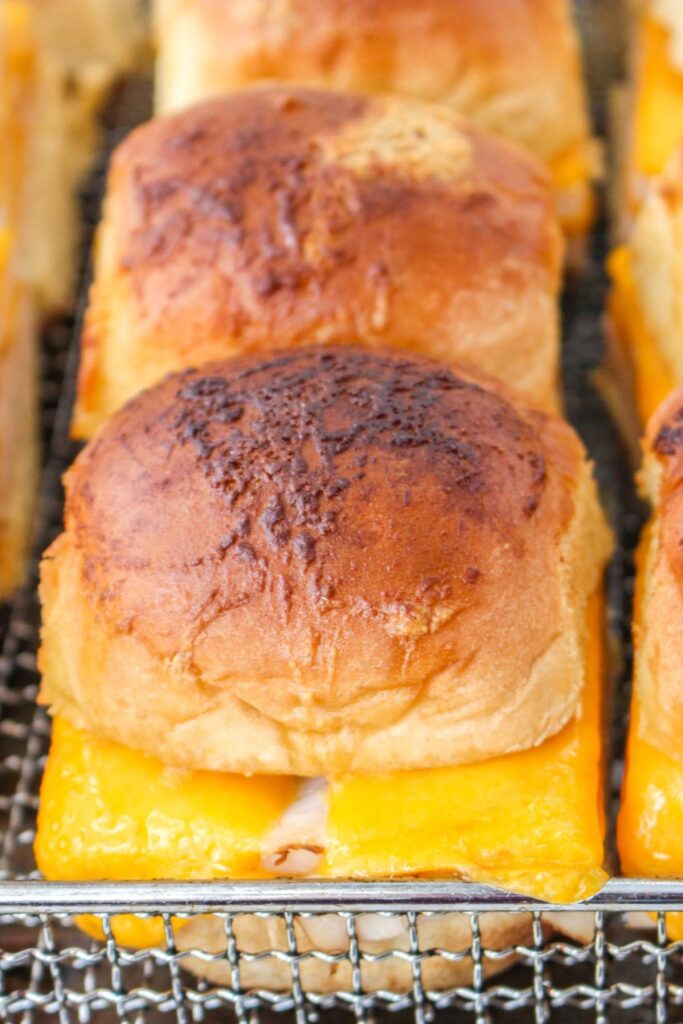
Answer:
[[36, 594, 605, 947], [607, 245, 675, 424], [633, 16, 683, 180]]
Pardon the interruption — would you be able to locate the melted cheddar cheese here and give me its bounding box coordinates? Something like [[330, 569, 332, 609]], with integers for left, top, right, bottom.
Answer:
[[607, 246, 675, 424], [633, 17, 683, 181], [619, 532, 683, 941], [36, 594, 605, 947], [619, 701, 683, 940], [548, 144, 596, 237], [35, 716, 299, 882]]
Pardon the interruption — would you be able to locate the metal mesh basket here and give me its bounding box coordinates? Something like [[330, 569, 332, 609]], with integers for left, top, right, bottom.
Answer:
[[3, 8, 683, 1021]]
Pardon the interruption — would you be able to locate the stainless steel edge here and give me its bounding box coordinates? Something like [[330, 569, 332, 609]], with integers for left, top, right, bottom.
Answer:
[[0, 878, 681, 915]]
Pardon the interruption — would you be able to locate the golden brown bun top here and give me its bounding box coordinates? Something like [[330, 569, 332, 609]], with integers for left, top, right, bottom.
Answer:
[[636, 389, 683, 758], [113, 87, 557, 293], [153, 0, 591, 169], [45, 346, 612, 776], [75, 86, 563, 436]]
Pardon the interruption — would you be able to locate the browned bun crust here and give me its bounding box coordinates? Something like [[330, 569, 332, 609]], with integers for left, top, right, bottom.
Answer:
[[74, 86, 563, 437], [42, 346, 611, 776], [634, 388, 683, 758], [153, 0, 591, 172], [172, 911, 534, 992]]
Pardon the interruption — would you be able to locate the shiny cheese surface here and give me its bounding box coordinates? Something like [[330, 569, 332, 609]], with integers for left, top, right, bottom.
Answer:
[[36, 716, 299, 881], [619, 712, 683, 943], [619, 701, 683, 878], [619, 534, 683, 941], [607, 245, 675, 424], [36, 595, 605, 946], [633, 17, 683, 180]]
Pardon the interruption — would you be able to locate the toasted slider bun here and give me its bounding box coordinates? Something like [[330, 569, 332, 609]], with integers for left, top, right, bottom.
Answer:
[[152, 0, 595, 239], [625, 390, 683, 764], [607, 147, 683, 428], [42, 346, 611, 778], [619, 389, 683, 940], [74, 86, 564, 438]]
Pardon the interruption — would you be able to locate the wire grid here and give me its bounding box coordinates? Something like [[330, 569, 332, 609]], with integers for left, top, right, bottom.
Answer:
[[0, 904, 682, 1023], [1, 14, 683, 1022]]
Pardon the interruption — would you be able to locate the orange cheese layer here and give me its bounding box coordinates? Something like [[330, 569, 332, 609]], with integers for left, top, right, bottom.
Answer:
[[633, 17, 683, 180], [618, 697, 683, 946], [548, 144, 595, 237], [35, 716, 299, 882], [36, 595, 605, 947], [607, 246, 675, 424], [619, 721, 683, 942], [619, 532, 683, 941]]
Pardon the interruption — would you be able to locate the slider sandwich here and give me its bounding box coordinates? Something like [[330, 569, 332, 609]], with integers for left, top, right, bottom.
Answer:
[[37, 345, 612, 989], [152, 0, 597, 250], [74, 85, 564, 437], [619, 387, 683, 941]]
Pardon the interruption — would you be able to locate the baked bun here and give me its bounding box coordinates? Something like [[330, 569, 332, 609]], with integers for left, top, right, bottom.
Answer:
[[172, 911, 534, 992], [631, 387, 683, 759], [151, 0, 595, 240], [171, 911, 592, 992], [74, 86, 563, 438], [42, 346, 611, 777]]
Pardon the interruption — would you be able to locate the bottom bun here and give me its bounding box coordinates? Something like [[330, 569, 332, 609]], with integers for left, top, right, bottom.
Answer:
[[173, 911, 536, 992]]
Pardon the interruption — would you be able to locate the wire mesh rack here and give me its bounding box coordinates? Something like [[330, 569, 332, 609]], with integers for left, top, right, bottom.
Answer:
[[2, 7, 683, 1021]]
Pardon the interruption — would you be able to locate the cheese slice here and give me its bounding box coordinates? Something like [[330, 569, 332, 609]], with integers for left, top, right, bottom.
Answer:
[[618, 531, 683, 941], [633, 16, 683, 181], [35, 715, 299, 882], [619, 700, 683, 941], [36, 594, 605, 947], [607, 245, 675, 424]]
